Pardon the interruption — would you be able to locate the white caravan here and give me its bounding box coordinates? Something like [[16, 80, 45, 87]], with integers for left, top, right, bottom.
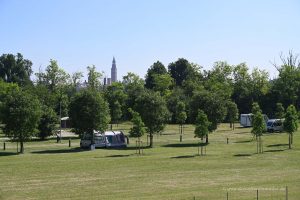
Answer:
[[267, 119, 284, 132], [80, 131, 127, 148], [240, 114, 269, 127]]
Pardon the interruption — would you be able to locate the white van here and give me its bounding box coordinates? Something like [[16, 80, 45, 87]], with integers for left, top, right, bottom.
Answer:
[[267, 119, 284, 132]]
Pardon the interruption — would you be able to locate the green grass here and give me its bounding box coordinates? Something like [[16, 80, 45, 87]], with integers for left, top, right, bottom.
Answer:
[[0, 123, 300, 200]]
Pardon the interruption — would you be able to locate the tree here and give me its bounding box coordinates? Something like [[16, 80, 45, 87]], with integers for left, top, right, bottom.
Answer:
[[168, 58, 194, 86], [128, 108, 146, 154], [145, 61, 167, 89], [69, 90, 110, 143], [87, 65, 102, 90], [194, 110, 211, 156], [175, 101, 187, 142], [251, 102, 266, 154], [0, 53, 33, 86], [2, 90, 42, 153], [275, 103, 285, 119], [0, 80, 19, 123], [37, 106, 58, 140], [104, 82, 127, 127], [190, 90, 227, 143], [226, 101, 239, 129], [152, 73, 174, 96], [284, 105, 298, 149], [134, 90, 170, 148]]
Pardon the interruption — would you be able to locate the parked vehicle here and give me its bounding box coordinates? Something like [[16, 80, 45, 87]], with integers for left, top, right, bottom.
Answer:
[[80, 131, 127, 148], [267, 119, 284, 132], [240, 113, 269, 127]]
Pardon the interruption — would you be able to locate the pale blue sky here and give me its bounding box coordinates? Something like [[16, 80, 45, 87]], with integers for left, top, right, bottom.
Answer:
[[1, 0, 300, 80]]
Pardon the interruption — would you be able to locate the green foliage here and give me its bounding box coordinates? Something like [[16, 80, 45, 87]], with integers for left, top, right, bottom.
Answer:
[[226, 101, 239, 128], [0, 53, 33, 86], [145, 61, 167, 89], [275, 103, 285, 119], [87, 65, 102, 90], [134, 90, 170, 147], [105, 82, 127, 123], [37, 106, 58, 140], [2, 90, 42, 153], [284, 105, 298, 134], [128, 108, 146, 138], [168, 58, 194, 86], [190, 90, 227, 132], [194, 110, 210, 139], [251, 103, 266, 137], [175, 101, 187, 125], [69, 89, 110, 137], [152, 73, 174, 96]]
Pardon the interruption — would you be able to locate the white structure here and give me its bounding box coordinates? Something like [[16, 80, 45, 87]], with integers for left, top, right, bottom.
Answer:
[[80, 131, 127, 148], [240, 113, 269, 127]]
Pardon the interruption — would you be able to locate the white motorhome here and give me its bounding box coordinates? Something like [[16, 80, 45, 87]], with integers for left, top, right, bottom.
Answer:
[[267, 119, 284, 132], [80, 131, 127, 148], [240, 113, 269, 127]]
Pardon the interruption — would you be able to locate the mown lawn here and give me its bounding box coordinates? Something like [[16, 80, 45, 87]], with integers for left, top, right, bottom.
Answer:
[[0, 123, 299, 200]]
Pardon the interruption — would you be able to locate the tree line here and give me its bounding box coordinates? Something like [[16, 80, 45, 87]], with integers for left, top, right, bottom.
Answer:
[[0, 52, 299, 152]]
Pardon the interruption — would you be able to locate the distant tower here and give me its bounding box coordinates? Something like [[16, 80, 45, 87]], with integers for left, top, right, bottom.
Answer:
[[111, 57, 117, 82]]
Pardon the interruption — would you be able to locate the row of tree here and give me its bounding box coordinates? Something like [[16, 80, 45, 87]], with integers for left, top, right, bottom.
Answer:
[[0, 52, 299, 152]]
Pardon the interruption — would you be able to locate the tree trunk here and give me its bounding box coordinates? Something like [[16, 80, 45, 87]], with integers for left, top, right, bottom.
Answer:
[[291, 132, 293, 144], [149, 133, 153, 148], [230, 122, 232, 129], [138, 137, 141, 154], [289, 134, 291, 149], [20, 141, 24, 154], [205, 134, 208, 144]]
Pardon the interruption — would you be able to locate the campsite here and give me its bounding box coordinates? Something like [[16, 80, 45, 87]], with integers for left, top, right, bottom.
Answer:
[[1, 123, 299, 200]]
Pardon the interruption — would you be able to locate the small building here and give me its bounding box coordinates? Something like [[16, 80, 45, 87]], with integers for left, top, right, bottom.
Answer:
[[61, 117, 71, 128]]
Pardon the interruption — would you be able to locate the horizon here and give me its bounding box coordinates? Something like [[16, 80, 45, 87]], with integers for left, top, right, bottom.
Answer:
[[1, 0, 300, 80]]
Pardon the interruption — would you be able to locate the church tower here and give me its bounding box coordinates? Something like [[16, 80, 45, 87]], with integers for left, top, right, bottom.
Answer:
[[111, 57, 117, 83]]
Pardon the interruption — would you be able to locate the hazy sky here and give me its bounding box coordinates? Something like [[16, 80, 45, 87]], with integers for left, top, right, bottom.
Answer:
[[1, 0, 300, 80]]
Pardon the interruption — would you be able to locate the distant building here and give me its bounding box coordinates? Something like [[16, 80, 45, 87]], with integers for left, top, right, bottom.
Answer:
[[104, 57, 118, 86], [111, 57, 117, 83]]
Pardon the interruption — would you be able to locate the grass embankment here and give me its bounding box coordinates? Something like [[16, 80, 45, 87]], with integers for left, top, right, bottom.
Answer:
[[0, 123, 299, 200]]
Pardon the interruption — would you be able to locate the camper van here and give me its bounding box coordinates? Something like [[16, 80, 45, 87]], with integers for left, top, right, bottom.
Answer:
[[267, 119, 284, 132], [80, 131, 127, 148], [240, 114, 269, 127]]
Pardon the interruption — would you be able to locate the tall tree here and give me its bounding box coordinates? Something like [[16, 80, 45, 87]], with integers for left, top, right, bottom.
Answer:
[[0, 80, 19, 123], [275, 103, 285, 119], [175, 101, 187, 142], [168, 58, 194, 86], [190, 90, 227, 143], [145, 61, 167, 89], [0, 53, 33, 86], [194, 110, 211, 156], [2, 90, 42, 153], [251, 102, 266, 154], [134, 90, 170, 148], [226, 101, 239, 129], [128, 108, 146, 154], [284, 105, 298, 149], [37, 106, 58, 140], [87, 65, 102, 90], [69, 89, 110, 142]]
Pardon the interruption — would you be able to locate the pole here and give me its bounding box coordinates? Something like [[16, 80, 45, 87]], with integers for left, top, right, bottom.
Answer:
[[227, 138, 229, 144], [227, 192, 228, 200], [3, 142, 5, 150], [286, 186, 288, 200], [256, 189, 258, 200], [59, 101, 62, 143], [69, 139, 71, 147]]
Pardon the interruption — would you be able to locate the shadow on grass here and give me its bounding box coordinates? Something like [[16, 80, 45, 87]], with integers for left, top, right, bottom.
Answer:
[[105, 154, 130, 158], [163, 143, 208, 148], [0, 152, 18, 156], [264, 149, 285, 153], [171, 155, 196, 159], [32, 147, 86, 154], [234, 153, 252, 157], [103, 146, 151, 151], [267, 143, 288, 147], [234, 140, 253, 144]]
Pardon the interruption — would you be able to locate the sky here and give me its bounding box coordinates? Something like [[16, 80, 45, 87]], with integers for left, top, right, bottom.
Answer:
[[1, 0, 300, 81]]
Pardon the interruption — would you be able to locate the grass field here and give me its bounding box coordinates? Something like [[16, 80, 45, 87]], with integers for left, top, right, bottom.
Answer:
[[0, 123, 300, 200]]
